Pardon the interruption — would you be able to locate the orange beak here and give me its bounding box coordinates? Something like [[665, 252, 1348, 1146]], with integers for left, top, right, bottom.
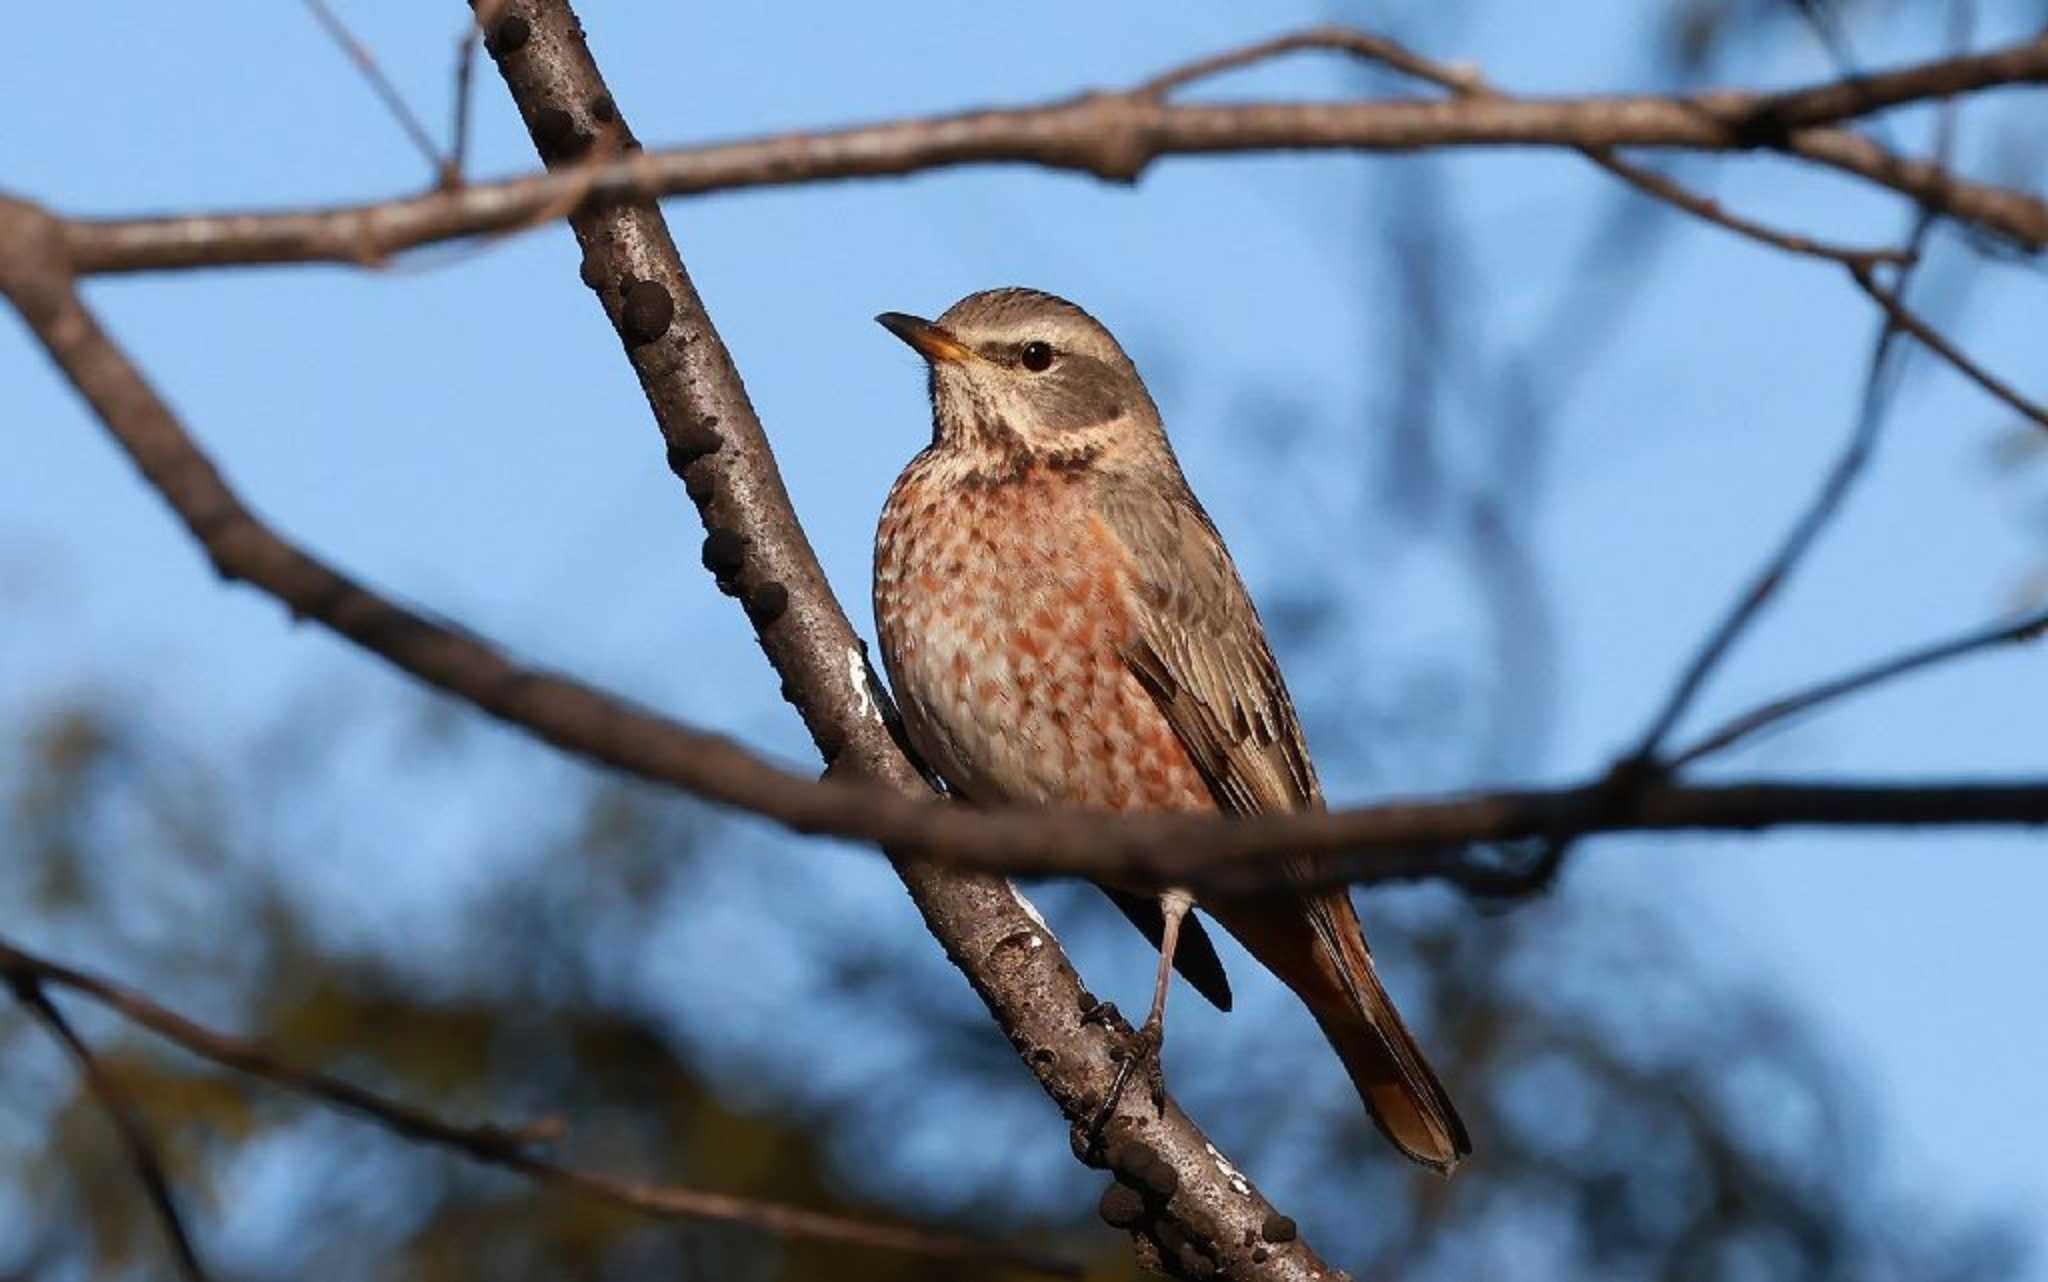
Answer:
[[876, 312, 975, 364]]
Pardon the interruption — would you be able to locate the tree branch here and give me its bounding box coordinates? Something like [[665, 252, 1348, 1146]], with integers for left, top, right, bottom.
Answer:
[[3, 190, 2043, 896], [1670, 605, 2048, 768], [3, 966, 210, 1282], [1551, 49, 1976, 894], [1627, 345, 1892, 763], [1847, 261, 2048, 430], [303, 0, 453, 187], [1578, 148, 1914, 267], [54, 26, 2048, 276], [448, 1, 506, 185], [1284, 22, 2043, 449], [0, 939, 1070, 1275], [1191, 25, 1916, 270], [1628, 252, 1927, 765]]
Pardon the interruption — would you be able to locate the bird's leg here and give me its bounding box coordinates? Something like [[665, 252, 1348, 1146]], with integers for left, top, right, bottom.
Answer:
[[1086, 889, 1191, 1139]]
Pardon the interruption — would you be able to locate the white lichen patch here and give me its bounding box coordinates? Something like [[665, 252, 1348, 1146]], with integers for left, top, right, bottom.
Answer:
[[1205, 1141, 1251, 1195], [847, 646, 882, 724], [1007, 881, 1056, 941]]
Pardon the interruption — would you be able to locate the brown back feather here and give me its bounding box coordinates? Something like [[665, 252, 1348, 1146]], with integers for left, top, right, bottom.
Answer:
[[1096, 476, 1319, 818], [1096, 470, 1471, 1172]]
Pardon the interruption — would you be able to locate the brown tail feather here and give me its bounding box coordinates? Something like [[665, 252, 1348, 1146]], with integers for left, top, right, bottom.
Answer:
[[1314, 917, 1469, 1173], [1207, 890, 1469, 1174]]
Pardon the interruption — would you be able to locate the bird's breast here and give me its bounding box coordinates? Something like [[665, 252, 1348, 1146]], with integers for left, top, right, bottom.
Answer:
[[874, 461, 1208, 812]]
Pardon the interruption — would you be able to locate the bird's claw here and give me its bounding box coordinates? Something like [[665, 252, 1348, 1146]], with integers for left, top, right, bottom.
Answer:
[[1085, 1016, 1167, 1149]]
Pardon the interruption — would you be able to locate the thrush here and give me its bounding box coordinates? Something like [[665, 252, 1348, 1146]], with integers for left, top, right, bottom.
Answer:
[[872, 288, 1469, 1173]]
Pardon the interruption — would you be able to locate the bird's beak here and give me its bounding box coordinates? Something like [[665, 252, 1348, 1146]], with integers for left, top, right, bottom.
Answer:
[[876, 312, 974, 364]]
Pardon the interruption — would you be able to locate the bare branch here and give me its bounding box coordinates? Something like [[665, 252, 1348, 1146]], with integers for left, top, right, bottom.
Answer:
[[1287, 23, 1963, 826], [1, 190, 2043, 900], [1166, 25, 1915, 269], [1127, 7, 2009, 507], [303, 0, 454, 187], [53, 27, 2048, 276], [0, 940, 1072, 1275], [1848, 261, 2048, 430], [3, 967, 210, 1282], [1671, 606, 2048, 768], [1627, 316, 1904, 763], [447, 1, 508, 185], [1626, 28, 1971, 767], [1133, 24, 1484, 99], [448, 28, 480, 184], [1582, 149, 1914, 266], [1794, 7, 2044, 435]]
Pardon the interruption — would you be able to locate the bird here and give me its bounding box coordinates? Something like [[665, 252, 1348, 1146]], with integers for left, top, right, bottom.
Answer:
[[870, 287, 1469, 1174]]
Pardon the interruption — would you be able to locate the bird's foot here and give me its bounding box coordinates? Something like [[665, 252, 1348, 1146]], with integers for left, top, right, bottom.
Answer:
[[1082, 1003, 1167, 1148]]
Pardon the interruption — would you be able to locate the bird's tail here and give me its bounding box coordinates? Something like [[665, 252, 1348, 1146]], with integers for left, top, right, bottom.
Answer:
[[1311, 894, 1469, 1173], [1210, 890, 1469, 1173]]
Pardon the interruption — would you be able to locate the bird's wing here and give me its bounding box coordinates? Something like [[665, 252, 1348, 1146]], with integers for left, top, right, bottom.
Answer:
[[1100, 475, 1472, 1170], [1096, 476, 1321, 820]]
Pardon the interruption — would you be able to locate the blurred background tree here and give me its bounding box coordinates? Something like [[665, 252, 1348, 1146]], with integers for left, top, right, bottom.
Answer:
[[2, 0, 2042, 1278]]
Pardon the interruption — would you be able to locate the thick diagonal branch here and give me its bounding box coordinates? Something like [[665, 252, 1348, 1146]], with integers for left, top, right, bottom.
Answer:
[[465, 4, 1343, 1277]]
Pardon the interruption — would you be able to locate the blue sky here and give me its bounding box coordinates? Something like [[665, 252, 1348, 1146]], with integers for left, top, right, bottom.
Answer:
[[5, 0, 2045, 1264]]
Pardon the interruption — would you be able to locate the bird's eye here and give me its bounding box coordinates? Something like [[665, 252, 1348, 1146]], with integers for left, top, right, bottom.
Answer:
[[1020, 340, 1054, 372]]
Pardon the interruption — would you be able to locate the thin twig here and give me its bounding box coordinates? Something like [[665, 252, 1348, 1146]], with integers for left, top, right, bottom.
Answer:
[[3, 968, 209, 1282], [1583, 148, 1913, 267], [451, 41, 476, 185], [304, 0, 455, 186], [1269, 21, 1939, 900], [1627, 13, 1973, 765], [1135, 24, 1482, 99], [447, 0, 508, 186], [53, 27, 2048, 276], [1671, 605, 2048, 768], [1817, 5, 2041, 435], [1628, 304, 1907, 762], [1848, 261, 2048, 430], [1260, 23, 1915, 268], [1283, 22, 2048, 449], [0, 938, 1075, 1276]]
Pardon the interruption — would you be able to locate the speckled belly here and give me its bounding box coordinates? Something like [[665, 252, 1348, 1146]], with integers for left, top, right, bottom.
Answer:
[[875, 467, 1211, 813]]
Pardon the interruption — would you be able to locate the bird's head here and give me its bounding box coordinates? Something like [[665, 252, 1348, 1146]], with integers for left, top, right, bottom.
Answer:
[[877, 288, 1165, 474]]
